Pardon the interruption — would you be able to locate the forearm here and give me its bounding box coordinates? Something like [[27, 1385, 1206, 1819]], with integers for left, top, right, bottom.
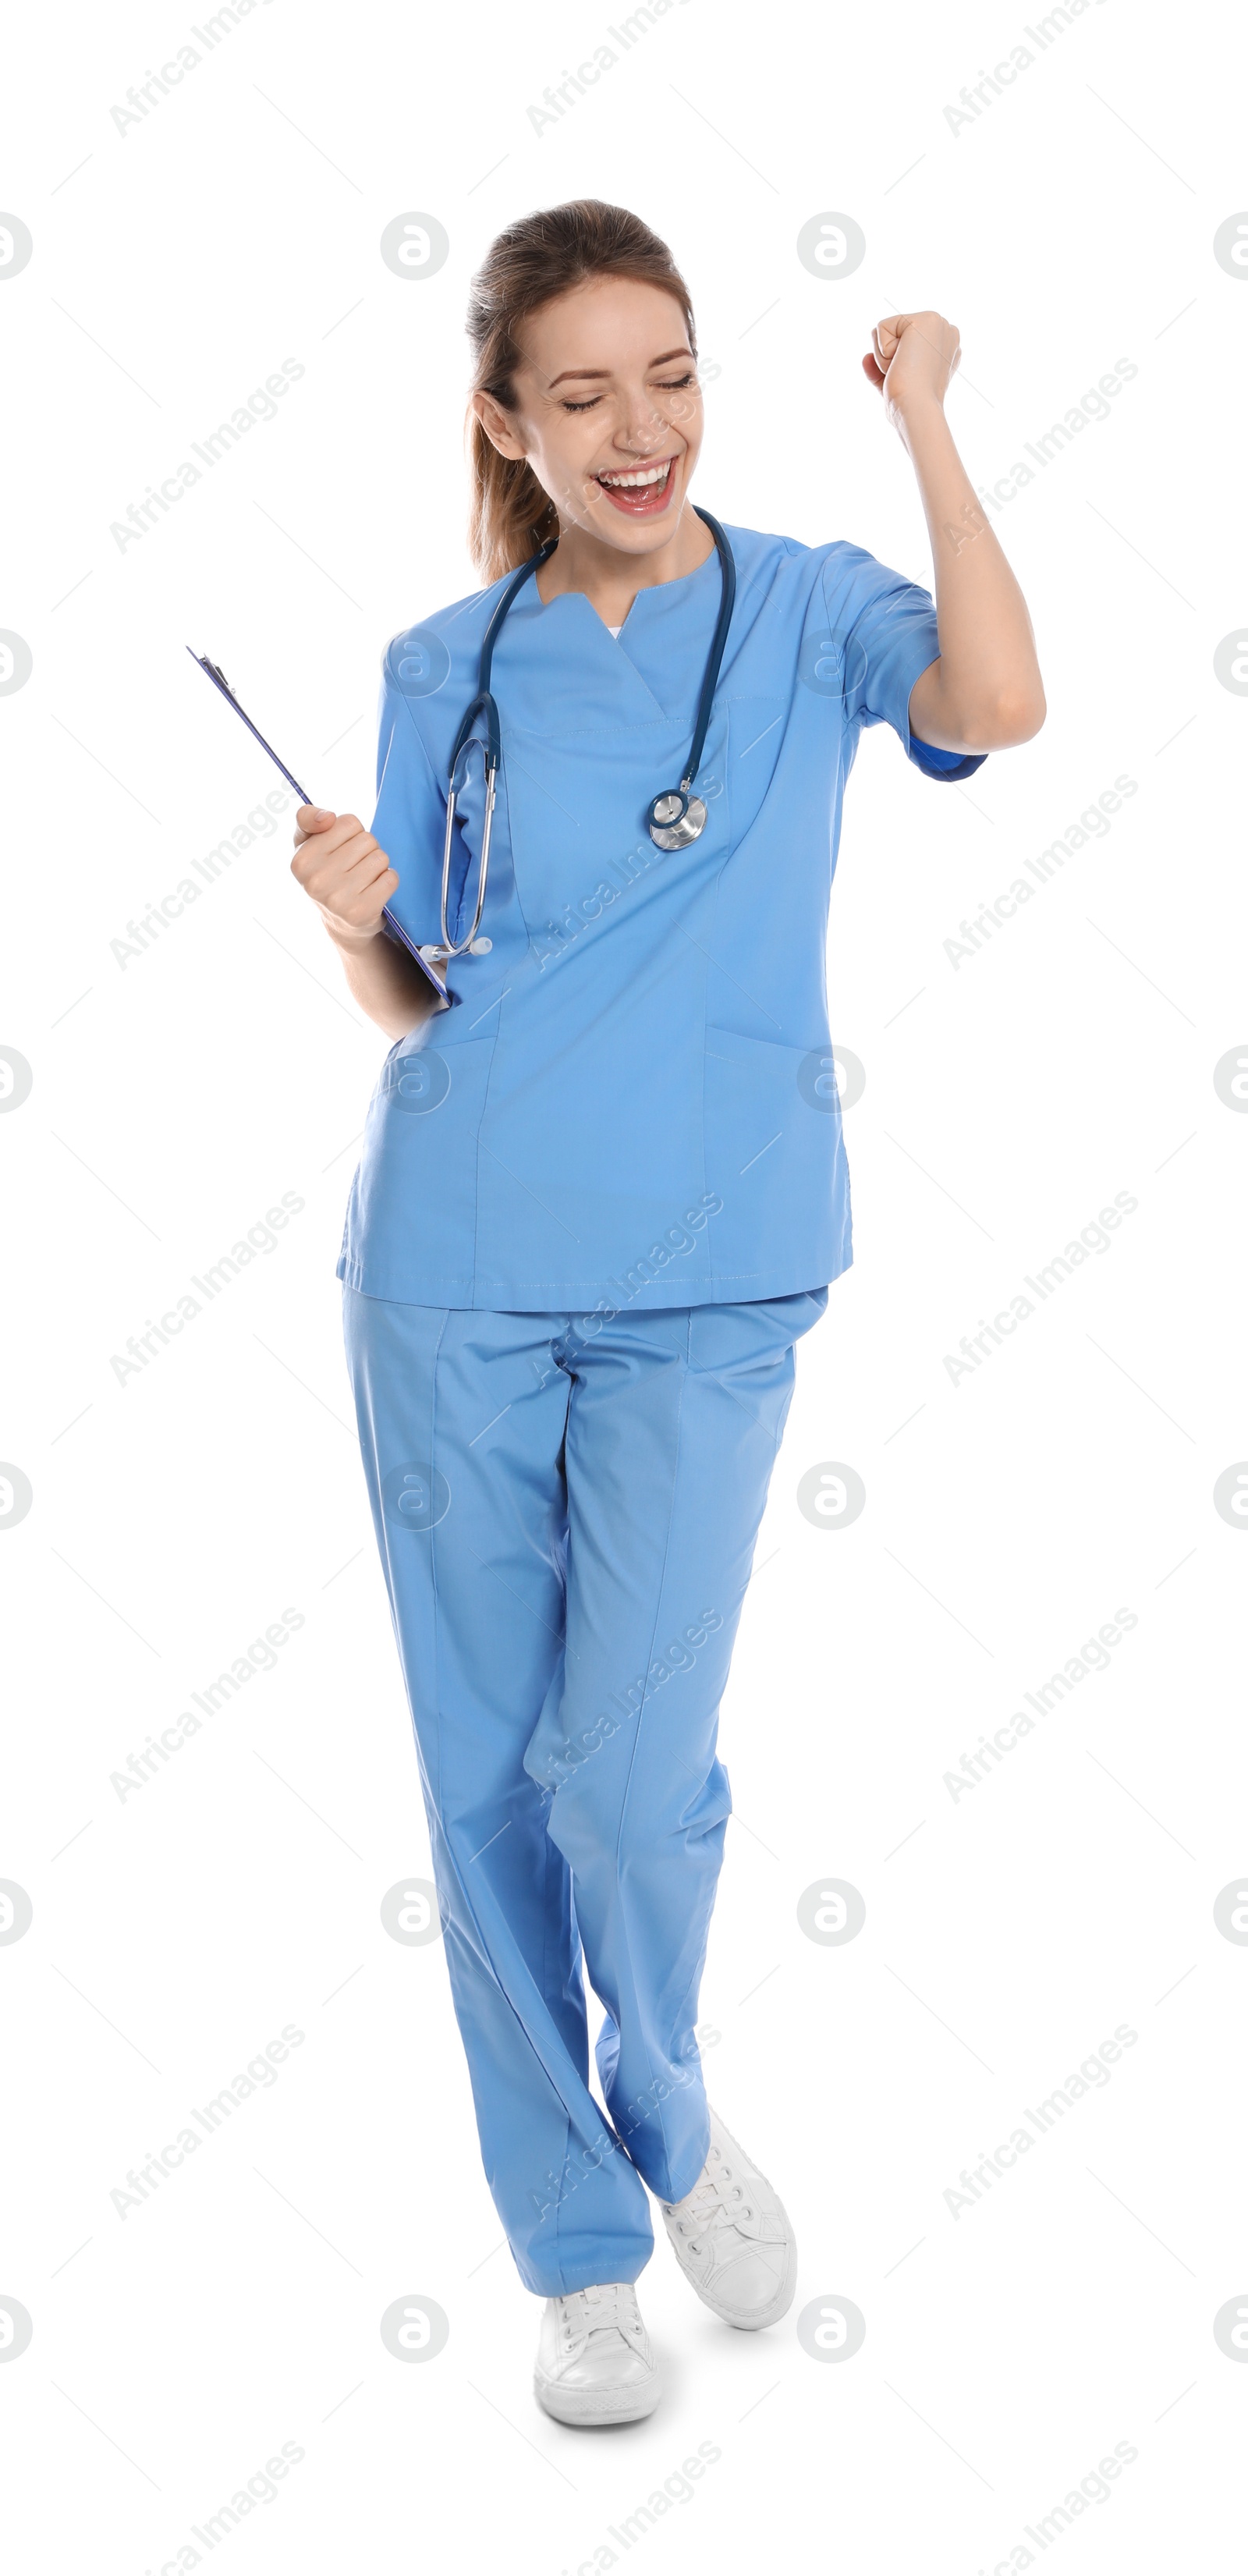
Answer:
[[899, 399, 1045, 752], [326, 922, 446, 1040]]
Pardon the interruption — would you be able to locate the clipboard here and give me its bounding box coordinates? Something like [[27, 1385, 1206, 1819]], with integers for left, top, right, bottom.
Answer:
[[186, 649, 448, 1006]]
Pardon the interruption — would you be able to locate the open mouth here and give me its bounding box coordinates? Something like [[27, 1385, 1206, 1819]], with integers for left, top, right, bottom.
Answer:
[[594, 456, 678, 516]]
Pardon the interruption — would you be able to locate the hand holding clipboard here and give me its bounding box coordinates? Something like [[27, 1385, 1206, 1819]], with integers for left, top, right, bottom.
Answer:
[[186, 650, 448, 1008]]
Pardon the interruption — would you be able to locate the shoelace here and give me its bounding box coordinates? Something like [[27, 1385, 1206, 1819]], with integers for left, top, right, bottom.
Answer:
[[667, 2145, 755, 2253], [555, 2283, 641, 2355]]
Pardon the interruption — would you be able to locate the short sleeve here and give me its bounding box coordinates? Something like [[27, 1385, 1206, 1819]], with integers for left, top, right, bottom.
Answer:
[[819, 542, 987, 783]]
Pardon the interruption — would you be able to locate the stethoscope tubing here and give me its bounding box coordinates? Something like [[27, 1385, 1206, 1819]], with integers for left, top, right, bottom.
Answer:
[[679, 508, 735, 789], [435, 509, 735, 959], [435, 541, 560, 963]]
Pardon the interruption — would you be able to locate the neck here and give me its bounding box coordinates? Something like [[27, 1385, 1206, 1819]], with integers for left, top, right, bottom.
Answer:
[[534, 502, 715, 622]]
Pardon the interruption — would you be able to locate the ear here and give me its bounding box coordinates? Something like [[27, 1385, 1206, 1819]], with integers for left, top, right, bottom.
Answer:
[[472, 388, 528, 463]]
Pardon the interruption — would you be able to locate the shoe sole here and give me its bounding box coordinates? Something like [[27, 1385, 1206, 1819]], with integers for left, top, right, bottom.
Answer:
[[534, 2372, 663, 2428]]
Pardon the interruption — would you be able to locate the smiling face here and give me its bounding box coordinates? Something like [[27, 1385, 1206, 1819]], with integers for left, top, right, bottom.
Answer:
[[472, 274, 705, 563]]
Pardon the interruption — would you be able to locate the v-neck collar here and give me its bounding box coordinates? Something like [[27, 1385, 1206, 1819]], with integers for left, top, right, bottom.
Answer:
[[497, 540, 724, 732], [531, 536, 721, 633]]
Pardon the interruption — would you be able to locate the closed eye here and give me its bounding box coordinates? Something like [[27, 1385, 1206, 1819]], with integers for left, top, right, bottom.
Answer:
[[560, 371, 700, 413]]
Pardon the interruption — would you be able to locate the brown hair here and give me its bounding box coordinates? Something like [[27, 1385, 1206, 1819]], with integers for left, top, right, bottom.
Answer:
[[465, 199, 697, 584]]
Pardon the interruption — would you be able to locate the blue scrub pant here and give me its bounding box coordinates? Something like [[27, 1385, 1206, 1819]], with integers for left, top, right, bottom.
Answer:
[[342, 1284, 827, 2294]]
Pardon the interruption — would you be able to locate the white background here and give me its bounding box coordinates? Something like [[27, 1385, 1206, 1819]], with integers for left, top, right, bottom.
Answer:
[[3, 0, 1246, 2568]]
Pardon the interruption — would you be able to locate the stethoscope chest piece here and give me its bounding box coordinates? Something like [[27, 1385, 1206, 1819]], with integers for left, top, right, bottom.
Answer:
[[647, 789, 707, 851]]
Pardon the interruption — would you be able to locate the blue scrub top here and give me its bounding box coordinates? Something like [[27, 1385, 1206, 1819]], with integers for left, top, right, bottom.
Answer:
[[337, 522, 985, 1313]]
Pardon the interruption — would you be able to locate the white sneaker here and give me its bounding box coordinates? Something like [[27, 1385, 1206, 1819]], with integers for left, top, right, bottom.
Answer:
[[534, 2282, 662, 2427], [661, 2105, 796, 2329]]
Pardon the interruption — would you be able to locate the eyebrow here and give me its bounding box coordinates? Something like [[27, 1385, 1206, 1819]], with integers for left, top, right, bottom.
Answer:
[[545, 348, 693, 388]]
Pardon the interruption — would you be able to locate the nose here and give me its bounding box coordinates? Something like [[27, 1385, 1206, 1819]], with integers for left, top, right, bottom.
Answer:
[[615, 392, 672, 452]]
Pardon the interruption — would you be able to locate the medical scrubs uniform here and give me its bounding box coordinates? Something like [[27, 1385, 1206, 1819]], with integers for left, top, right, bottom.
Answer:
[[339, 523, 984, 2293]]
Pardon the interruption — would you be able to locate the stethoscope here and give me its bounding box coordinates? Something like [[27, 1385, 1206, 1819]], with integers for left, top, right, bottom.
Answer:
[[423, 505, 736, 970]]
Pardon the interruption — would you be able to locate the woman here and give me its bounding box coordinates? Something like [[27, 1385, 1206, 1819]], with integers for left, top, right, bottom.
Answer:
[[291, 200, 1044, 2428]]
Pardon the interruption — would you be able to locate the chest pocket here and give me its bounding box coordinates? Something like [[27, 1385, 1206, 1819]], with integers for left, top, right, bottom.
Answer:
[[498, 718, 732, 928]]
